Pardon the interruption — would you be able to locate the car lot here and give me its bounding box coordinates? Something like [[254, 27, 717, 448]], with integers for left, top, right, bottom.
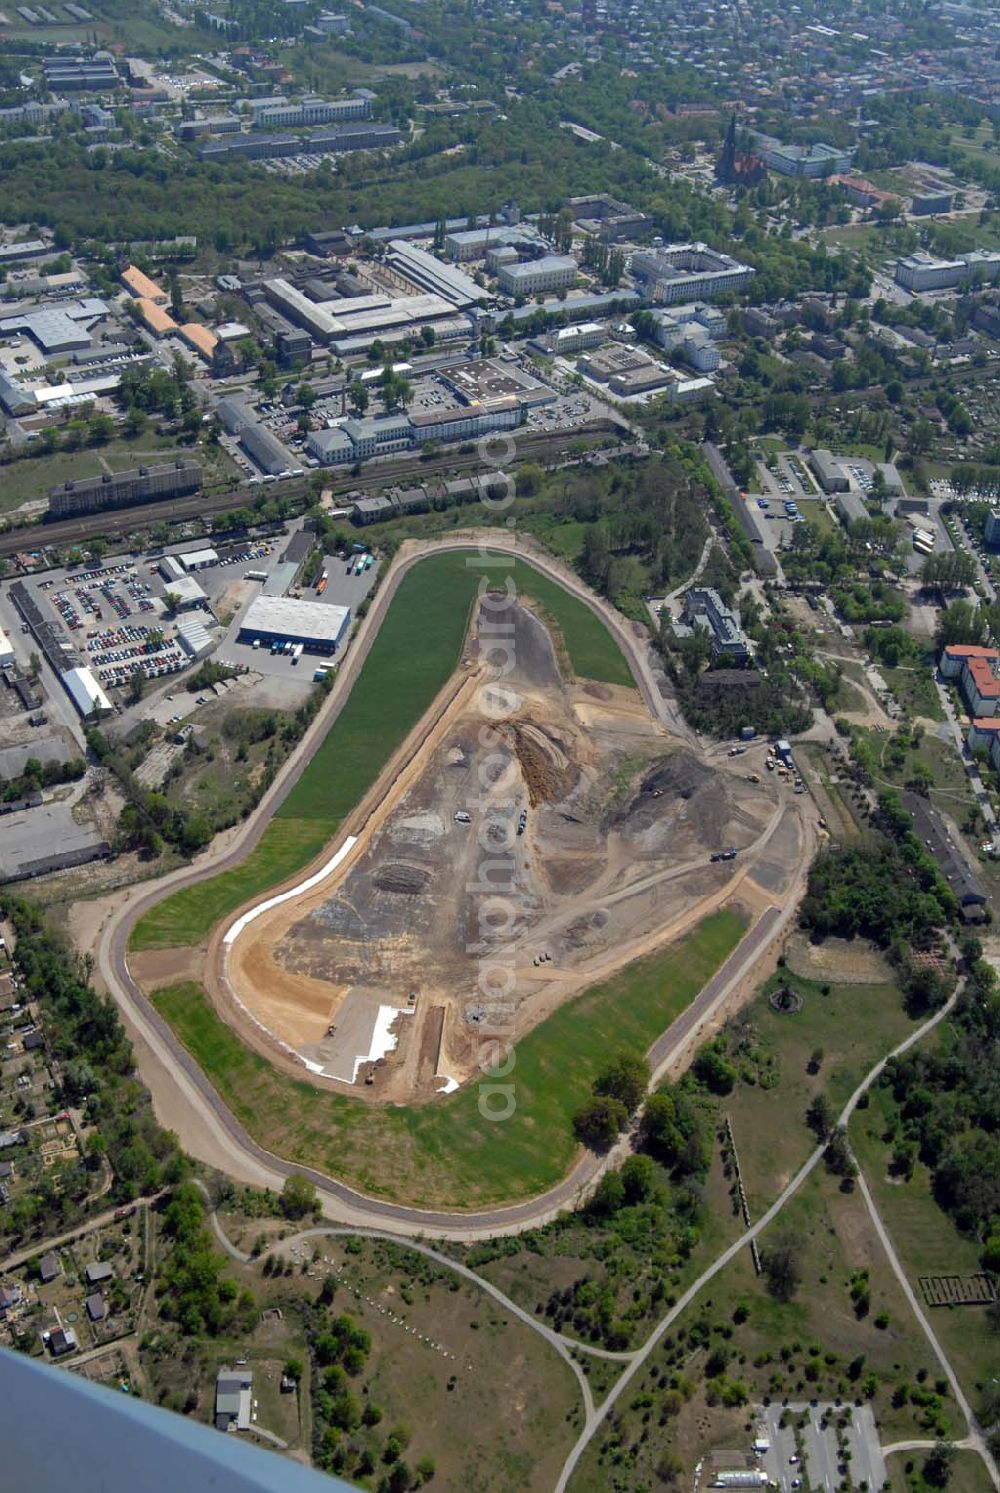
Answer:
[[759, 1403, 885, 1492]]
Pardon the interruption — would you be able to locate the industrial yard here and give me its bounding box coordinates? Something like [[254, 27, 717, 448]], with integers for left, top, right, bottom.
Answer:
[[214, 595, 783, 1103]]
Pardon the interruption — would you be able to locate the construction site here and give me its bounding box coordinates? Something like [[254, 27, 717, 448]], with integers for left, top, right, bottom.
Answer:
[[209, 595, 793, 1105]]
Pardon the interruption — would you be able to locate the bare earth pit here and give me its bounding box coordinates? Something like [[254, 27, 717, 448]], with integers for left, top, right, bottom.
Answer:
[[223, 599, 780, 1103]]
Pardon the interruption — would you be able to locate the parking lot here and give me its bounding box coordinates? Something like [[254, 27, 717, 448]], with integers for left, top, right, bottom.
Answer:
[[760, 1403, 885, 1492]]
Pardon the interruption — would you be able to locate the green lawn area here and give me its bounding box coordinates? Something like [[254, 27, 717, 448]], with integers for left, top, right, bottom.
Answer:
[[0, 433, 236, 514], [130, 818, 334, 952], [150, 909, 746, 1208], [131, 547, 634, 949], [717, 968, 915, 1215], [882, 663, 945, 721]]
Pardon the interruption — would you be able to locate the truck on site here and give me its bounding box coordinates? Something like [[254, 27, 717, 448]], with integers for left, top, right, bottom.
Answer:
[[351, 541, 366, 553], [364, 554, 374, 571], [316, 571, 328, 594], [291, 643, 304, 664], [313, 663, 336, 681]]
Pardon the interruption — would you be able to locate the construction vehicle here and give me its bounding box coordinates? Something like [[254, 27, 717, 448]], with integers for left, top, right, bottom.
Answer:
[[316, 571, 328, 595]]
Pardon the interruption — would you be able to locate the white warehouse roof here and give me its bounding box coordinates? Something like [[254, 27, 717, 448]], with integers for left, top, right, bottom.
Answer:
[[61, 666, 113, 717], [0, 624, 14, 665], [240, 596, 350, 645]]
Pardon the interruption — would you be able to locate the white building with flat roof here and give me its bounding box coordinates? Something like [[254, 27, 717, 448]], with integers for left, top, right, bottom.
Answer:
[[61, 666, 113, 719], [0, 625, 14, 668], [498, 255, 577, 296], [238, 596, 351, 654], [895, 249, 1000, 293]]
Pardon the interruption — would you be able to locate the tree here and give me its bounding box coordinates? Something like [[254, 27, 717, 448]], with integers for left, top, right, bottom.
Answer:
[[280, 1173, 318, 1220], [594, 1052, 649, 1113], [923, 1441, 956, 1488], [762, 1234, 802, 1302], [641, 1091, 684, 1164], [349, 380, 369, 415], [693, 1046, 736, 1095], [806, 1093, 833, 1139], [620, 1153, 655, 1204], [936, 598, 986, 650], [573, 1096, 628, 1150]]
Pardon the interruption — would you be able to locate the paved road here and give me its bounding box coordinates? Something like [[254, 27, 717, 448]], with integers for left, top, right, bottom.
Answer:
[[94, 534, 803, 1240]]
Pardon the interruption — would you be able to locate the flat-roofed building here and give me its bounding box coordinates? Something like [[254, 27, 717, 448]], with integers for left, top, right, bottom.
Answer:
[[630, 242, 754, 304], [895, 249, 1000, 293], [238, 596, 350, 654], [498, 255, 577, 296], [49, 460, 202, 517]]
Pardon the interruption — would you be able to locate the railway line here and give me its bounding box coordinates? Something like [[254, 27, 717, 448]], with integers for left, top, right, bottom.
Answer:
[[0, 423, 618, 562]]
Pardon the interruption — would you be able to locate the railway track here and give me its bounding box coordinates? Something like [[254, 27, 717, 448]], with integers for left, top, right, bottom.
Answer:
[[0, 424, 618, 562]]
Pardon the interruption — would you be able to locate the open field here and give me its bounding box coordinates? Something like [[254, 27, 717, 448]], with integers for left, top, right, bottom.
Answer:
[[882, 664, 946, 722], [795, 743, 868, 841], [218, 596, 777, 1102], [706, 966, 915, 1213], [567, 1160, 963, 1492], [0, 434, 236, 516], [131, 548, 636, 952], [886, 1449, 996, 1493], [150, 909, 746, 1208], [851, 1068, 996, 1414]]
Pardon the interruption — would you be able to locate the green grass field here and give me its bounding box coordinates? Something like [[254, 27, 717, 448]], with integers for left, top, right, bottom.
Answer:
[[131, 547, 634, 950], [130, 818, 334, 952], [150, 909, 745, 1208]]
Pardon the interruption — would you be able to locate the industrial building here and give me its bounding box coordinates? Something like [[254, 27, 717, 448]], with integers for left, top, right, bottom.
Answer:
[[49, 460, 202, 517], [895, 249, 1000, 293], [384, 240, 483, 308], [911, 191, 954, 216], [238, 596, 351, 654], [629, 243, 754, 304], [497, 255, 577, 296], [238, 423, 300, 477], [43, 55, 119, 90], [0, 625, 14, 668], [809, 449, 848, 494], [0, 240, 50, 264], [61, 666, 113, 719], [444, 225, 541, 262], [262, 279, 459, 345], [0, 370, 35, 416]]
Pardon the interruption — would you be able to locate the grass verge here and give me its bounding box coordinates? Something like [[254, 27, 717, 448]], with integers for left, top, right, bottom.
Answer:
[[150, 909, 745, 1209], [130, 547, 634, 950], [129, 818, 335, 953]]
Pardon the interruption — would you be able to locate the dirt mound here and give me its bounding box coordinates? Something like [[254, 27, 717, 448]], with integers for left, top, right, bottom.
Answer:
[[498, 719, 579, 806], [373, 862, 432, 895]]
